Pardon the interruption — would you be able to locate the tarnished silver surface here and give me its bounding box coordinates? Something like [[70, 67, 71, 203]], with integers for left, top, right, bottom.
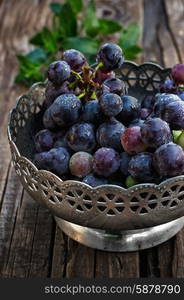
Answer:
[[55, 216, 184, 252], [8, 62, 184, 236]]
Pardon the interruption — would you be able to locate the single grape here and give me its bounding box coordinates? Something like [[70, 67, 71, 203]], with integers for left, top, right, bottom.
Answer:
[[153, 93, 181, 118], [102, 78, 126, 95], [82, 173, 108, 187], [171, 64, 184, 85], [66, 122, 96, 152], [44, 81, 70, 109], [153, 142, 184, 177], [69, 152, 93, 178], [141, 118, 172, 148], [81, 100, 102, 125], [34, 147, 70, 176], [177, 91, 184, 101], [99, 93, 123, 117], [140, 108, 151, 120], [121, 126, 147, 155], [34, 129, 56, 152], [63, 49, 87, 72], [125, 175, 138, 188], [49, 93, 82, 128], [47, 61, 71, 86], [93, 147, 120, 177], [118, 95, 141, 125], [128, 119, 145, 128], [141, 95, 155, 110], [93, 69, 115, 84], [119, 152, 131, 177], [97, 43, 124, 71], [128, 152, 157, 183], [96, 118, 125, 151], [161, 100, 184, 129], [43, 108, 56, 130], [159, 79, 178, 93]]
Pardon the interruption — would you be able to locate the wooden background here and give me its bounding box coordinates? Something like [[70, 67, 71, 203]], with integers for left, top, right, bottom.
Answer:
[[0, 0, 184, 278]]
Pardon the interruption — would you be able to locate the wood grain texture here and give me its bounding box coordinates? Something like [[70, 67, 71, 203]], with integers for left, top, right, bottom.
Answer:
[[0, 0, 184, 278]]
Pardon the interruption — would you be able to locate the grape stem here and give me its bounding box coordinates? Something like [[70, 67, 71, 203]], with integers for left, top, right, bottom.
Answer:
[[78, 92, 86, 99], [71, 70, 82, 80]]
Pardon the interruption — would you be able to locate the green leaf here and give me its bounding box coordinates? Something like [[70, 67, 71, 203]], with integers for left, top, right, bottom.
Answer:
[[50, 2, 62, 15], [16, 55, 43, 86], [67, 0, 83, 13], [98, 19, 122, 34], [83, 0, 99, 37], [26, 48, 47, 64], [62, 37, 99, 55], [30, 27, 57, 53], [58, 3, 77, 37], [123, 45, 142, 60], [119, 22, 141, 48]]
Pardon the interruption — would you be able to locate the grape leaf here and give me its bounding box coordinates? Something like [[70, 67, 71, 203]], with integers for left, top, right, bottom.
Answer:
[[123, 45, 142, 60], [58, 3, 77, 37], [98, 19, 122, 34], [67, 0, 83, 14], [27, 48, 47, 63], [30, 27, 57, 53], [83, 0, 99, 37], [119, 22, 141, 48], [50, 2, 62, 15], [62, 37, 99, 54]]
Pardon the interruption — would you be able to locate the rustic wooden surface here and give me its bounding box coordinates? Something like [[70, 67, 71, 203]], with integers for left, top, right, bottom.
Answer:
[[0, 0, 184, 278]]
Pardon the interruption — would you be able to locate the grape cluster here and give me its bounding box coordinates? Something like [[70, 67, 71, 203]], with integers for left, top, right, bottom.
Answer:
[[33, 44, 184, 188]]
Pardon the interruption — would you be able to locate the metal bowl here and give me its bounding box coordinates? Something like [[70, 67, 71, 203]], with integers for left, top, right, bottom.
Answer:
[[7, 62, 184, 251]]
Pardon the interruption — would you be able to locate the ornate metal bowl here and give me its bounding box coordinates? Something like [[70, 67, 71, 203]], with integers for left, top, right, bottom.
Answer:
[[7, 62, 184, 251]]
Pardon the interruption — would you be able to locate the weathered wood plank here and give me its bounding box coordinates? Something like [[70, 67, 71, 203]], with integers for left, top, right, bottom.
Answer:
[[164, 0, 184, 63], [95, 251, 139, 278], [50, 226, 68, 278], [65, 239, 95, 278]]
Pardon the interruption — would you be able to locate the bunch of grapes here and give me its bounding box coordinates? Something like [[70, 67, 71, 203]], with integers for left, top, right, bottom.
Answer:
[[34, 43, 184, 188]]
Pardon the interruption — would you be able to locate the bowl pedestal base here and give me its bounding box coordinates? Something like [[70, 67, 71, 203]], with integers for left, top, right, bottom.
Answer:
[[55, 216, 184, 252]]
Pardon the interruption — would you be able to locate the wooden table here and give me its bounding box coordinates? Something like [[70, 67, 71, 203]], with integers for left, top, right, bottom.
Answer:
[[0, 0, 184, 278]]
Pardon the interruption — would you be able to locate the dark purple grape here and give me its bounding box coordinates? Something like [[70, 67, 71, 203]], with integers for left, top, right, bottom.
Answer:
[[140, 108, 151, 120], [121, 126, 147, 155], [93, 69, 115, 84], [159, 79, 178, 93], [119, 152, 131, 177], [47, 61, 71, 86], [96, 43, 124, 71], [49, 94, 82, 128], [128, 152, 157, 183], [102, 78, 126, 95], [118, 95, 141, 125], [177, 91, 184, 101], [43, 108, 56, 130], [82, 173, 108, 187], [44, 81, 70, 109], [34, 147, 70, 176], [141, 95, 155, 110], [153, 142, 184, 177], [63, 49, 87, 72], [153, 93, 181, 118], [96, 118, 125, 151], [99, 93, 123, 117], [161, 100, 184, 129], [171, 64, 184, 85], [128, 119, 144, 128], [69, 152, 93, 178], [34, 129, 56, 152], [93, 147, 120, 177], [81, 100, 102, 124], [66, 122, 96, 152], [141, 118, 172, 148]]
